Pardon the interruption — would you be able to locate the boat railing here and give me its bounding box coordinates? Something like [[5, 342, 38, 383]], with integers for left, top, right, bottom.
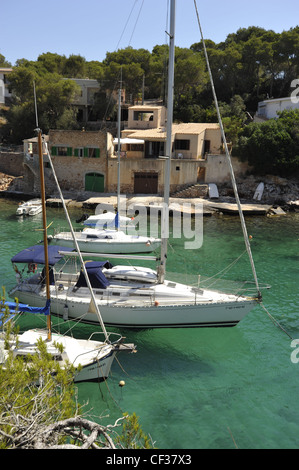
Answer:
[[88, 331, 123, 345], [70, 332, 124, 365], [199, 279, 270, 299], [53, 225, 83, 236]]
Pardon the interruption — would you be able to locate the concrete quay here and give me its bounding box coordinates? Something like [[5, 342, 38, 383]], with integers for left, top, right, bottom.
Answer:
[[45, 194, 275, 216]]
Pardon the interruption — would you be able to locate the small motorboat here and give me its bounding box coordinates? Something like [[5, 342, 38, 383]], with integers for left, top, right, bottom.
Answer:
[[16, 199, 42, 216]]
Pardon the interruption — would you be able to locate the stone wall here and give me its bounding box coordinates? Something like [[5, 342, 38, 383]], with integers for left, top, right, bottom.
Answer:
[[204, 154, 251, 183], [0, 152, 24, 177]]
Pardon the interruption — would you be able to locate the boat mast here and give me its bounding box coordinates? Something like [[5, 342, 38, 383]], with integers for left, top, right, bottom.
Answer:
[[37, 129, 52, 341], [117, 68, 122, 222], [34, 81, 52, 341], [158, 0, 176, 283], [43, 141, 110, 341]]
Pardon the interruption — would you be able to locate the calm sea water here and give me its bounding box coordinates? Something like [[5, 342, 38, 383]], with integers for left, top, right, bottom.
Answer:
[[0, 197, 298, 449]]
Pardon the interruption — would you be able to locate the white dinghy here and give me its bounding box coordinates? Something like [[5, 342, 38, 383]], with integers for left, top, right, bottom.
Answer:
[[16, 199, 42, 216]]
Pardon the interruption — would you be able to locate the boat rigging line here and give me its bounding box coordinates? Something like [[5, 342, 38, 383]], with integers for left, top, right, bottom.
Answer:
[[193, 1, 295, 342], [193, 0, 261, 299]]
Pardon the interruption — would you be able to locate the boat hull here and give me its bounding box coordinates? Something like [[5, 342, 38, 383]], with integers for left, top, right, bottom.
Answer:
[[0, 328, 119, 383], [50, 236, 161, 254], [11, 286, 258, 329], [16, 199, 42, 216], [73, 349, 117, 382]]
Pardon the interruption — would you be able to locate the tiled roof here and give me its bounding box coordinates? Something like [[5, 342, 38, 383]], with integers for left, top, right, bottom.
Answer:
[[124, 122, 220, 140]]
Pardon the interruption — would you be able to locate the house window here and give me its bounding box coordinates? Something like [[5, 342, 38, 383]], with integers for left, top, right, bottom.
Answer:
[[175, 139, 190, 150], [51, 146, 72, 156], [145, 141, 164, 158], [84, 147, 100, 158], [74, 147, 84, 157], [128, 144, 144, 152], [203, 140, 211, 154], [133, 111, 154, 122]]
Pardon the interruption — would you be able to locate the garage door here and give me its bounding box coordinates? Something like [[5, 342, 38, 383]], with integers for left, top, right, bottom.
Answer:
[[85, 173, 105, 192], [134, 173, 158, 194]]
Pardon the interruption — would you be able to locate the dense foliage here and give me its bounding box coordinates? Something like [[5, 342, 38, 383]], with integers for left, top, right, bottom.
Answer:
[[1, 25, 299, 175], [236, 109, 299, 175]]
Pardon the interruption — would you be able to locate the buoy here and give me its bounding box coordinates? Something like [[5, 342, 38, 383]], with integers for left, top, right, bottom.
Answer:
[[119, 380, 125, 387], [154, 301, 159, 307]]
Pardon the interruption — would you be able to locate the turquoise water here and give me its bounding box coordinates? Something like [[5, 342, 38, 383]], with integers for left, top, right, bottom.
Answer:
[[0, 197, 298, 449]]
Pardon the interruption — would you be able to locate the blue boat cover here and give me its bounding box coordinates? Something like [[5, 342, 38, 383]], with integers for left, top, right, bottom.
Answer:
[[1, 299, 51, 316], [114, 212, 120, 229], [75, 261, 112, 289], [11, 245, 73, 266], [0, 311, 16, 324]]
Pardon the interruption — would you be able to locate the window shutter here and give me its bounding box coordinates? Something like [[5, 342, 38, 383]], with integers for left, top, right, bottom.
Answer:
[[67, 147, 73, 156], [95, 148, 100, 158], [84, 147, 88, 157], [74, 148, 78, 157], [51, 146, 57, 156]]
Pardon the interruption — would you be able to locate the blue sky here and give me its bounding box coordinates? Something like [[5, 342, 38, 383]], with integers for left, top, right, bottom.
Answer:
[[1, 0, 299, 65]]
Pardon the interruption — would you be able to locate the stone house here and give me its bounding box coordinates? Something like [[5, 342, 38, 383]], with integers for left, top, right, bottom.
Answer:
[[108, 104, 245, 194], [23, 130, 114, 194], [21, 104, 248, 196]]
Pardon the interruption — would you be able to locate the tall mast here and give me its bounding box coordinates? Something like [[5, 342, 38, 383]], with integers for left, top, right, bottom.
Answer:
[[37, 129, 52, 341], [158, 0, 176, 283], [117, 68, 122, 217], [34, 83, 109, 341], [34, 80, 52, 341]]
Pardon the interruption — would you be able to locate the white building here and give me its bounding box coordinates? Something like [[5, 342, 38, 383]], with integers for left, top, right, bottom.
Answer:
[[0, 68, 13, 105], [255, 96, 299, 121], [69, 78, 100, 122]]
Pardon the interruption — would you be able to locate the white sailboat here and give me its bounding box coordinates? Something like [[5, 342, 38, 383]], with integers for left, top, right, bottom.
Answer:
[[3, 128, 135, 381], [82, 212, 132, 228], [9, 0, 262, 329], [49, 227, 161, 254]]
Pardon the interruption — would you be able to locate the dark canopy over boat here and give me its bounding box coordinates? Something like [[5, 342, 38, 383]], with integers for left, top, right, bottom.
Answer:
[[11, 245, 73, 266], [75, 261, 112, 289]]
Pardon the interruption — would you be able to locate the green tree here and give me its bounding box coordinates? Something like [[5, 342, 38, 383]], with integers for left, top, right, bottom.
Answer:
[[236, 110, 299, 175], [0, 54, 11, 67], [4, 69, 80, 142], [62, 54, 87, 78], [36, 52, 66, 76], [116, 412, 154, 449], [174, 47, 207, 112]]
